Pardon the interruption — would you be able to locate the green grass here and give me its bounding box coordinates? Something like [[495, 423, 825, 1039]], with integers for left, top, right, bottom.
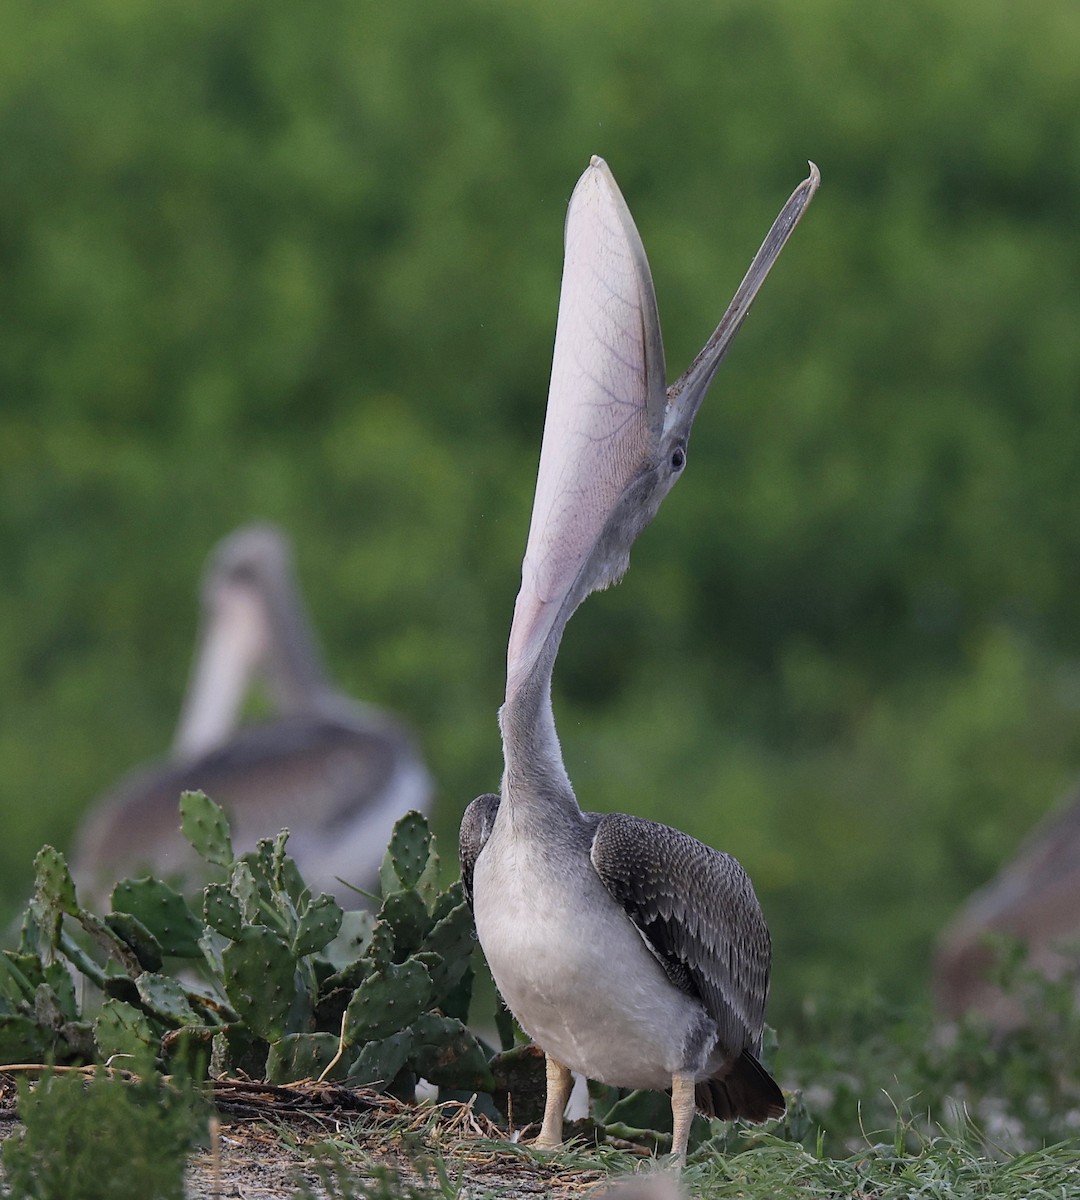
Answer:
[[771, 959, 1080, 1160], [687, 1132, 1080, 1199], [279, 1112, 1080, 1200]]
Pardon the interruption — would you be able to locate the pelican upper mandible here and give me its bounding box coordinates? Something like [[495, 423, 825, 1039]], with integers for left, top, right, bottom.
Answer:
[[460, 157, 818, 1165], [74, 523, 432, 905]]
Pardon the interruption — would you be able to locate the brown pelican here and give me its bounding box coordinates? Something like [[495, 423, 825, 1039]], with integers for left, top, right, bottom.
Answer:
[[461, 157, 818, 1164], [74, 524, 431, 905], [934, 790, 1080, 1027]]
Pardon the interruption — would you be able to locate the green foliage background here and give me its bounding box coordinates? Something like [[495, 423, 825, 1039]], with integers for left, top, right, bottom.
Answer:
[[2, 0, 1080, 1024]]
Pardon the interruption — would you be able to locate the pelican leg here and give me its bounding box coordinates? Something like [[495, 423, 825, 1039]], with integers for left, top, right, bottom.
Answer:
[[670, 1073, 696, 1170], [534, 1055, 573, 1148]]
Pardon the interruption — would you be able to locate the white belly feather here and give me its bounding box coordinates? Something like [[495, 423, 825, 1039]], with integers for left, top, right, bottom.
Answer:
[[472, 826, 714, 1091]]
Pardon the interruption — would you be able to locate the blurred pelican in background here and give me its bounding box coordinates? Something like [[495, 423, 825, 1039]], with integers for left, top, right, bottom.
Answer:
[[934, 791, 1080, 1028], [73, 523, 432, 905]]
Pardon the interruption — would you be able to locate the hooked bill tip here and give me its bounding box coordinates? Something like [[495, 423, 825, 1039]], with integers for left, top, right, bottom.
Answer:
[[590, 154, 606, 169]]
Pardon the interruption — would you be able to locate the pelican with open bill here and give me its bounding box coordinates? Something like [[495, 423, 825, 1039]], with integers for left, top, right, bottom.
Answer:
[[460, 157, 818, 1165]]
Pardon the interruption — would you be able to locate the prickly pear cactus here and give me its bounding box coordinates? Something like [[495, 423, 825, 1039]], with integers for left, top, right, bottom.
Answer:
[[323, 909, 375, 968], [1, 951, 43, 1007], [27, 845, 80, 951], [5, 803, 494, 1110]]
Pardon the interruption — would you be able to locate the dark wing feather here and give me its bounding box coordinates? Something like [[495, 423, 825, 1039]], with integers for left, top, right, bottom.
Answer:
[[589, 811, 772, 1058], [459, 793, 500, 910]]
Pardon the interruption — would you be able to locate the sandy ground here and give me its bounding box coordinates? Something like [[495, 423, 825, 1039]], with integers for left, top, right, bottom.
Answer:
[[0, 1074, 625, 1200], [182, 1117, 611, 1199]]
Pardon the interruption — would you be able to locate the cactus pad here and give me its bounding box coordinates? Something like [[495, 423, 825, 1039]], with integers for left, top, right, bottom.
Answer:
[[1, 952, 44, 1005], [348, 1029, 414, 1089], [228, 861, 264, 925], [343, 959, 431, 1045], [222, 927, 299, 1042], [203, 883, 244, 940], [322, 909, 375, 969], [74, 908, 144, 976], [180, 790, 234, 868], [104, 911, 164, 973], [431, 880, 466, 924], [198, 927, 229, 976], [293, 894, 344, 958], [365, 920, 395, 972], [407, 1013, 493, 1090], [111, 878, 204, 958], [135, 972, 199, 1025], [418, 901, 474, 998], [378, 888, 432, 960], [94, 998, 158, 1061], [0, 1014, 51, 1062], [266, 1032, 343, 1083], [379, 811, 433, 893], [32, 846, 79, 944]]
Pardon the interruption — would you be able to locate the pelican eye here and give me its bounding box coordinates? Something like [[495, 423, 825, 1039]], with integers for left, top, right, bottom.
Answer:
[[671, 446, 686, 471]]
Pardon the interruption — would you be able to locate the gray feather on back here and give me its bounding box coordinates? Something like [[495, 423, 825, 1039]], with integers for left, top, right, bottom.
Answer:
[[589, 812, 771, 1058]]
